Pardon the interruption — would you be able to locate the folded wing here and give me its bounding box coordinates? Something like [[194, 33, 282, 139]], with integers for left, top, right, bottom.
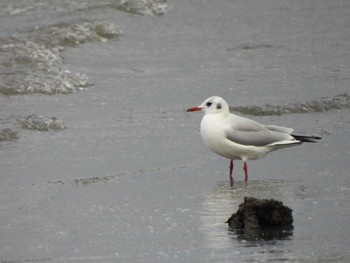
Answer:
[[225, 115, 297, 147]]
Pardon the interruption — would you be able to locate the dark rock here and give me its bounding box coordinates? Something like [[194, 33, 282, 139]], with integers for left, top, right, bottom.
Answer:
[[226, 197, 293, 240]]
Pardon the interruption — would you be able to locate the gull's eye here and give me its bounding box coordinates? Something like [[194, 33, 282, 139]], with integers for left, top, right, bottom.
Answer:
[[206, 101, 212, 107]]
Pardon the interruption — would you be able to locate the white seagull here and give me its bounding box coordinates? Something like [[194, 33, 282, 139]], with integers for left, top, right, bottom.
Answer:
[[187, 96, 321, 182]]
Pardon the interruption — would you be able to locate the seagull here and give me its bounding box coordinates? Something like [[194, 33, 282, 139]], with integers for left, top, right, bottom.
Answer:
[[187, 96, 321, 182]]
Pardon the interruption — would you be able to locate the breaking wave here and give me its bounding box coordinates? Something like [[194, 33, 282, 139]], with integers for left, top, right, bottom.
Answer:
[[19, 114, 66, 131], [111, 0, 171, 16], [0, 20, 121, 96], [0, 39, 91, 95], [0, 128, 19, 142], [231, 93, 350, 116], [0, 0, 170, 17], [26, 20, 122, 48], [0, 0, 169, 96], [0, 114, 66, 142]]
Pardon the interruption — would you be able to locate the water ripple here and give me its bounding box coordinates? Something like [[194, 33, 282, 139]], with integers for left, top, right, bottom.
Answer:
[[231, 93, 350, 116]]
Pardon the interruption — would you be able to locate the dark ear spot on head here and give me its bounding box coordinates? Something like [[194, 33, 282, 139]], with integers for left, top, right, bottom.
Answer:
[[216, 103, 222, 110]]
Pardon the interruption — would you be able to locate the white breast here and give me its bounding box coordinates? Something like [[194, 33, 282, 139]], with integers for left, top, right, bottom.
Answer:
[[200, 114, 270, 161]]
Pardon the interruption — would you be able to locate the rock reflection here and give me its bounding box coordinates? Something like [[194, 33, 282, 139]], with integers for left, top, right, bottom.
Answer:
[[228, 226, 293, 242], [199, 179, 299, 261]]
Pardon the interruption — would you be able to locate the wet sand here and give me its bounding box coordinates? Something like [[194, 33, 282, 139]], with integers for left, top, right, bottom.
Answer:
[[1, 0, 350, 262]]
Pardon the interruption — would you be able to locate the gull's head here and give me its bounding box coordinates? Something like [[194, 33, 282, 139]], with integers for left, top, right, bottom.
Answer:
[[187, 96, 229, 115]]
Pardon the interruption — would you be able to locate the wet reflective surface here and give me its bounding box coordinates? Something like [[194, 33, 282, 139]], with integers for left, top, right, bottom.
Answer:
[[1, 0, 350, 262]]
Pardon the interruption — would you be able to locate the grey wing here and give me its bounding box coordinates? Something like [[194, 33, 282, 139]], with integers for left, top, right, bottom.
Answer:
[[225, 115, 293, 146], [263, 124, 294, 134]]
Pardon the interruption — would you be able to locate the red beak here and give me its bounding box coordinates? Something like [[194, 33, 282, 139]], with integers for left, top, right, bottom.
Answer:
[[186, 106, 202, 112]]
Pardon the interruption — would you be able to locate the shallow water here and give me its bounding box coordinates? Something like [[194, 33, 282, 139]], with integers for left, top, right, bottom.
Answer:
[[1, 0, 350, 262]]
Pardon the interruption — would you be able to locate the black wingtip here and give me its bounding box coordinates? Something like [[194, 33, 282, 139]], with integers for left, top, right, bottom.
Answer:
[[292, 134, 322, 143]]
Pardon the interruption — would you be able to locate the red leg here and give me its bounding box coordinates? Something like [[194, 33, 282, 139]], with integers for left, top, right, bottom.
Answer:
[[229, 160, 233, 178], [243, 161, 248, 182]]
